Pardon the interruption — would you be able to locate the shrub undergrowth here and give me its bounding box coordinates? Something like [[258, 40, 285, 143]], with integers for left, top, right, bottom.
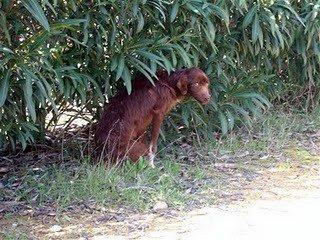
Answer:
[[0, 0, 319, 151]]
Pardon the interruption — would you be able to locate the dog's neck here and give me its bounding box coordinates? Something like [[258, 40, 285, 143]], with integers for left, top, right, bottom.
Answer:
[[157, 70, 187, 99]]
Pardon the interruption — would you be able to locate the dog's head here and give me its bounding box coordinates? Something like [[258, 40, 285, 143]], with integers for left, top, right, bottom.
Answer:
[[176, 68, 211, 105]]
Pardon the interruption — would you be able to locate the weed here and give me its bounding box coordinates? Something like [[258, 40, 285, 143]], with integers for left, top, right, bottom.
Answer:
[[0, 230, 29, 240]]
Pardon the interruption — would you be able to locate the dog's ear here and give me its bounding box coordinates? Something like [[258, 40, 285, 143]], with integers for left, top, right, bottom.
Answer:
[[176, 76, 188, 95]]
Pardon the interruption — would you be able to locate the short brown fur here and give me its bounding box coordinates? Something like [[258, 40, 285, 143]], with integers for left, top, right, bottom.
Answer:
[[94, 67, 211, 166]]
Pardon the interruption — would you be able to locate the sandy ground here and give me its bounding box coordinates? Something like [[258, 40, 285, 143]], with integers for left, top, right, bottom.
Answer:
[[33, 163, 318, 240], [2, 161, 319, 240], [133, 190, 320, 240], [89, 170, 320, 240]]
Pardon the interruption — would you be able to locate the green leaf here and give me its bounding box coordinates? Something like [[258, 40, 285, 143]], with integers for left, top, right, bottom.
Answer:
[[181, 106, 190, 127], [159, 51, 173, 72], [212, 5, 229, 28], [29, 31, 50, 51], [170, 2, 179, 22], [44, 0, 57, 16], [23, 122, 39, 132], [122, 65, 132, 94], [202, 25, 216, 50], [110, 20, 116, 46], [136, 50, 165, 68], [186, 3, 201, 15], [242, 5, 257, 29], [275, 3, 305, 27], [22, 0, 50, 31], [132, 63, 154, 85], [85, 74, 104, 102], [128, 56, 156, 85], [275, 27, 284, 49], [218, 111, 228, 135], [110, 57, 118, 71], [137, 12, 145, 33], [24, 75, 36, 122], [0, 45, 13, 54], [225, 110, 235, 130], [252, 14, 262, 44], [64, 35, 87, 47], [0, 70, 11, 107], [0, 11, 11, 45], [82, 13, 90, 44], [132, 1, 139, 16], [171, 50, 177, 67], [206, 19, 216, 40], [129, 56, 157, 79], [17, 133, 27, 150], [56, 18, 87, 27], [171, 44, 192, 66], [116, 55, 125, 80]]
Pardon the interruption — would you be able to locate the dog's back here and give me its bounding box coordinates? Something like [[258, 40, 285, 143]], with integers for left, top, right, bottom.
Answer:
[[94, 68, 210, 164], [95, 71, 172, 142], [94, 76, 161, 160]]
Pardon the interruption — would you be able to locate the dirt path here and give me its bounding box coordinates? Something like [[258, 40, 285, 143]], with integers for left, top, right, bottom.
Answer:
[[135, 185, 320, 240], [87, 164, 320, 240], [11, 160, 316, 240]]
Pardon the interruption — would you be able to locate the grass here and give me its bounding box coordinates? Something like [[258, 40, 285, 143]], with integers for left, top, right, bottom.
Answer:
[[2, 158, 191, 211], [2, 231, 29, 240], [1, 109, 320, 215]]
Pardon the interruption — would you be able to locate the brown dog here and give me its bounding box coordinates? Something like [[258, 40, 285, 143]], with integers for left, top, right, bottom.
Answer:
[[94, 67, 211, 167]]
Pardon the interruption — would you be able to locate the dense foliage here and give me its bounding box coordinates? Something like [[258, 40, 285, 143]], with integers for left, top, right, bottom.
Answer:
[[0, 0, 319, 151]]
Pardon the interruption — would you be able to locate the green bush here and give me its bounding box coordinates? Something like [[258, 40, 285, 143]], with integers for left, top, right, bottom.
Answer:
[[0, 0, 319, 151]]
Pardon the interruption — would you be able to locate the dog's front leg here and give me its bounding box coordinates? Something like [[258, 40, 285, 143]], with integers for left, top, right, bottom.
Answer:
[[148, 112, 164, 168]]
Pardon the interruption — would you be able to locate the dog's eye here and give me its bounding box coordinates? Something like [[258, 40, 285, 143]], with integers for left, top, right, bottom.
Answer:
[[193, 83, 199, 86]]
